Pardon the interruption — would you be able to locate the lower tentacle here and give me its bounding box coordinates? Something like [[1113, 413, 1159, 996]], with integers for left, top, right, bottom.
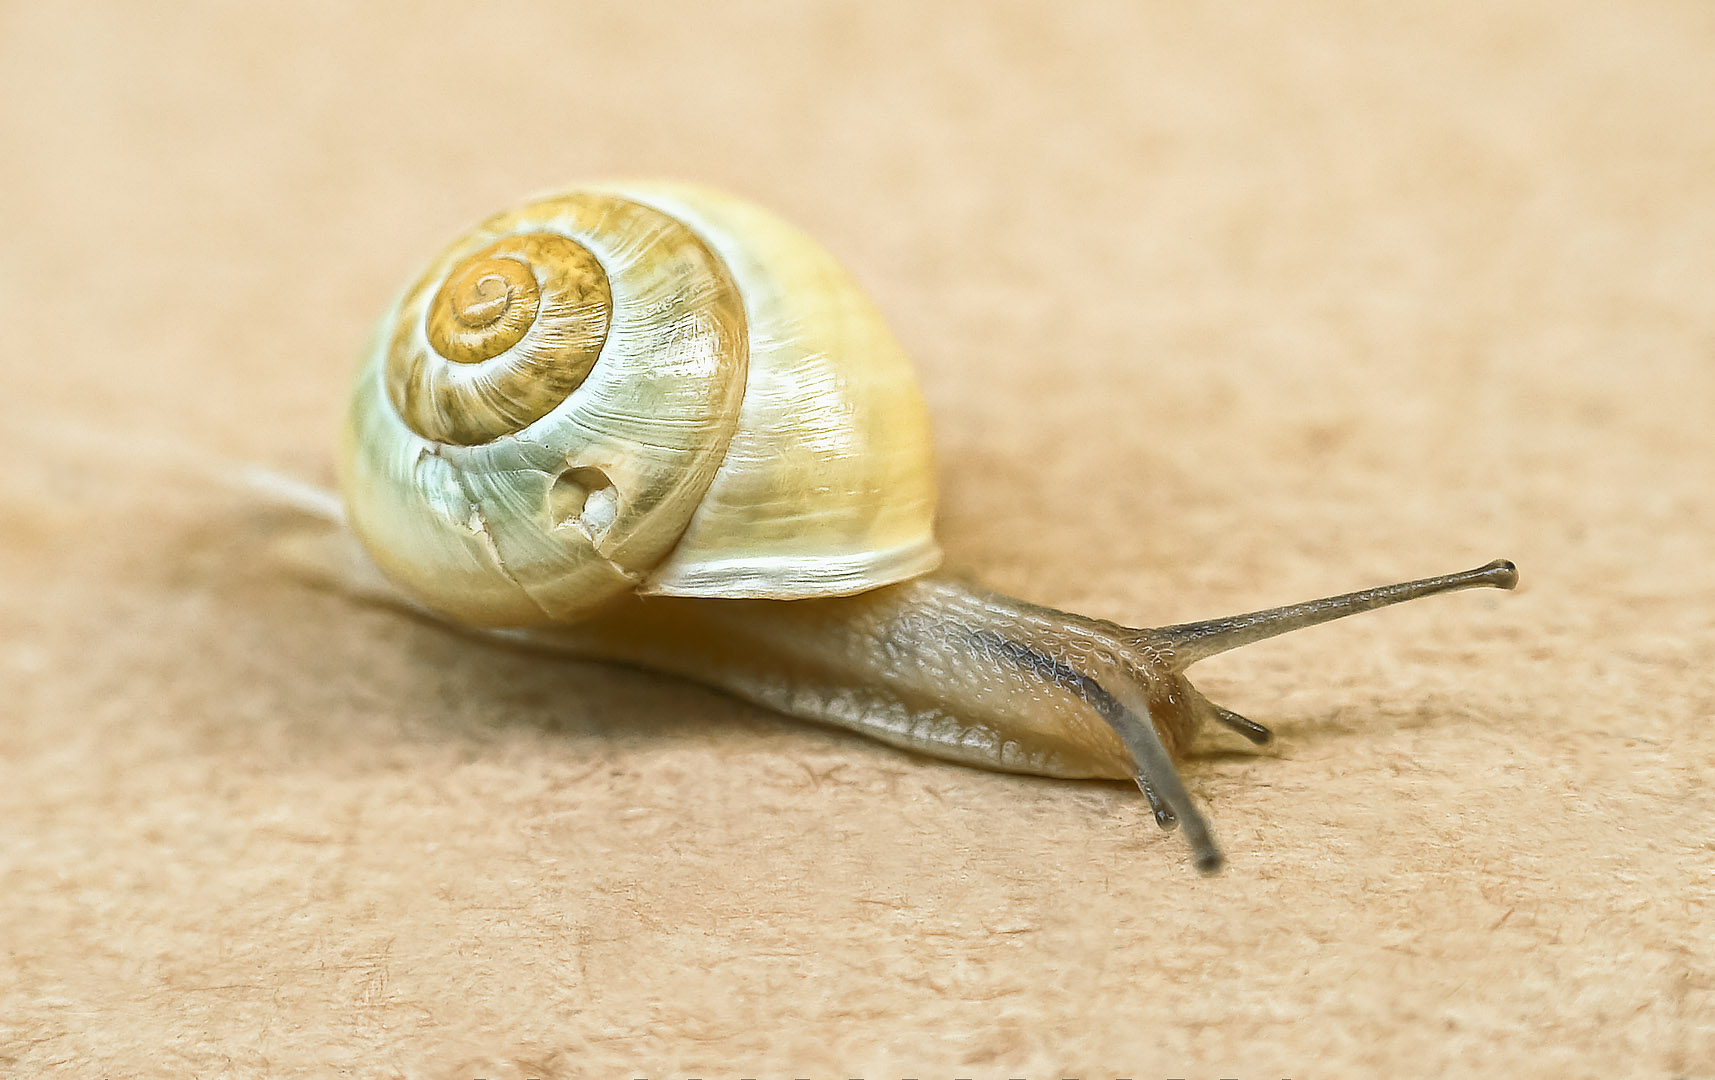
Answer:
[[973, 626, 1223, 872]]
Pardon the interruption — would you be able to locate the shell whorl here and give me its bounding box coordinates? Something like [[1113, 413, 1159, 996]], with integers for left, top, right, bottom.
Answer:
[[342, 190, 751, 625], [340, 182, 942, 629], [388, 232, 613, 446]]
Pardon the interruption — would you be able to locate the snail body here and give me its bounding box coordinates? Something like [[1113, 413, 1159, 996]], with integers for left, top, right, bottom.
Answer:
[[330, 181, 1517, 873]]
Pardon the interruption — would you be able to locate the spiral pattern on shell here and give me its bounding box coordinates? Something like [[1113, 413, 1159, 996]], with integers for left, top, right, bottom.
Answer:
[[386, 232, 613, 446], [341, 183, 940, 627], [342, 189, 758, 624]]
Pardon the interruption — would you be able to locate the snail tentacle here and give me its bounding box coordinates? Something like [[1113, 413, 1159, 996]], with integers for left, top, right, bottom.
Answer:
[[967, 626, 1220, 868]]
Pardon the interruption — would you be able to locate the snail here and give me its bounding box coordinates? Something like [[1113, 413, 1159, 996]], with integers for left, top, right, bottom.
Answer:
[[318, 180, 1517, 874]]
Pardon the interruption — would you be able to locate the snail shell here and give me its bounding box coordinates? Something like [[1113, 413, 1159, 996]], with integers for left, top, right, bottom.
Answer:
[[340, 183, 941, 626]]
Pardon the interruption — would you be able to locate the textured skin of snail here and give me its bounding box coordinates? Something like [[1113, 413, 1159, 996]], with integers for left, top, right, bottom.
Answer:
[[331, 181, 1518, 873]]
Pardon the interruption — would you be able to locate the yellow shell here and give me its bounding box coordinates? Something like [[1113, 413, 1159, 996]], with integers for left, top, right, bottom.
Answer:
[[340, 182, 942, 627]]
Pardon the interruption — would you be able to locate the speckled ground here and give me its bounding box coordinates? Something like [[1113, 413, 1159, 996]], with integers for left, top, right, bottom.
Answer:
[[2, 2, 1711, 1076]]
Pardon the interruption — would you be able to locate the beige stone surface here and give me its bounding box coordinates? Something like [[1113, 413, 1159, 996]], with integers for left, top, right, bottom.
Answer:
[[2, 2, 1711, 1076]]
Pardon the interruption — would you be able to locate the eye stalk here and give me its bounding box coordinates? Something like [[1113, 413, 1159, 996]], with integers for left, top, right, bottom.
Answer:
[[1151, 559, 1520, 668], [1142, 559, 1520, 873], [967, 560, 1518, 874]]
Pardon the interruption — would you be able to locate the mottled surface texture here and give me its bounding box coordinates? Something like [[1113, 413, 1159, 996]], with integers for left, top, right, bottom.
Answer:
[[2, 3, 1711, 1077]]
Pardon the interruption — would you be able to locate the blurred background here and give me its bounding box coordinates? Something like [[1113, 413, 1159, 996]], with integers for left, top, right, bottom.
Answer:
[[2, 2, 1710, 1076]]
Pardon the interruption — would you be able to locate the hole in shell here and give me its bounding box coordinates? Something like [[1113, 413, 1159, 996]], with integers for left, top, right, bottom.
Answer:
[[549, 466, 619, 541]]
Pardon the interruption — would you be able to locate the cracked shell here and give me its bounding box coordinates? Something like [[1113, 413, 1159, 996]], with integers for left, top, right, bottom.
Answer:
[[339, 182, 942, 627]]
